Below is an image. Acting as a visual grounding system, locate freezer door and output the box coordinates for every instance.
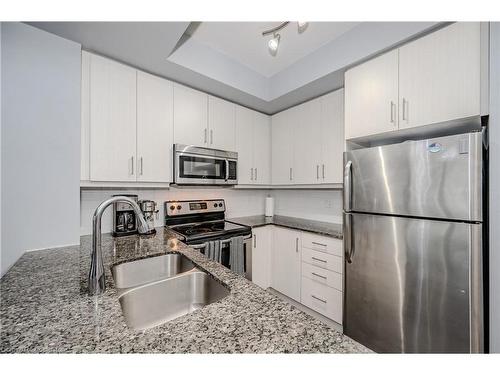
[343,213,483,353]
[343,132,482,221]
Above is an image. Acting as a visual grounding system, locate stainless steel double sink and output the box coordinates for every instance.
[111,253,230,330]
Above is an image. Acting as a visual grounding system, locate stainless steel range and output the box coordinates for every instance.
[164,199,252,279]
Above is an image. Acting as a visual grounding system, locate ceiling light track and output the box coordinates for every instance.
[262,21,309,56]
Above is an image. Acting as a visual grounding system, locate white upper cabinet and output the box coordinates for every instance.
[320,89,344,183]
[235,106,254,185]
[173,84,208,147]
[208,96,236,151]
[137,71,174,183]
[398,22,481,129]
[271,108,295,184]
[89,54,137,182]
[235,106,271,185]
[253,112,271,185]
[80,51,90,181]
[293,100,322,184]
[271,89,344,185]
[345,22,481,140]
[345,49,399,140]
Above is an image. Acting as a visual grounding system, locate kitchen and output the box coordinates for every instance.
[1,2,500,370]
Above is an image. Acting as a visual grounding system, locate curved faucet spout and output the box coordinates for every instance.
[88,196,150,296]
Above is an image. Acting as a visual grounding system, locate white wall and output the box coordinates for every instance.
[489,22,500,353]
[1,23,81,276]
[80,187,270,236]
[271,189,343,223]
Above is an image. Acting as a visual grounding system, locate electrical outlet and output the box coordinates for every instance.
[324,199,333,209]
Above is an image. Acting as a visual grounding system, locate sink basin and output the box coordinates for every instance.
[111,253,195,289]
[117,269,230,330]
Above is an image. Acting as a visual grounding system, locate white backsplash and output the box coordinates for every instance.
[80,187,270,236]
[271,189,343,224]
[80,187,344,236]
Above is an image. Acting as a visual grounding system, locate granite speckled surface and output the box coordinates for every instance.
[0,228,368,353]
[228,215,343,239]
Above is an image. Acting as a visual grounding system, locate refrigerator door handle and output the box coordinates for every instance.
[344,160,353,211]
[344,212,354,263]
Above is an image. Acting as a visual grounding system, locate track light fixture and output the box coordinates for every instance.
[262,22,309,56]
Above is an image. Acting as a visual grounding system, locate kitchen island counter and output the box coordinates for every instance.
[0,228,367,353]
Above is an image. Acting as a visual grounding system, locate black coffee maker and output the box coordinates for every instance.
[112,194,138,237]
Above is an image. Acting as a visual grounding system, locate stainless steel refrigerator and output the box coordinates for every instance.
[343,132,485,353]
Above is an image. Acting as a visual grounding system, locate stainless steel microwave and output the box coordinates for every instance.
[173,144,238,185]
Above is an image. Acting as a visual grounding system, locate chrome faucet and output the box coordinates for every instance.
[88,196,149,296]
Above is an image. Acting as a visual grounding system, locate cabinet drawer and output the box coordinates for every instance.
[301,232,342,256]
[301,277,343,323]
[302,248,343,274]
[301,262,342,291]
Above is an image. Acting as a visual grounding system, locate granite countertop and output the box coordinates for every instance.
[228,215,343,239]
[0,228,368,353]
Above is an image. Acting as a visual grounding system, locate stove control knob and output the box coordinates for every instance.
[214,203,218,208]
[169,205,175,211]
[218,203,223,207]
[177,205,182,210]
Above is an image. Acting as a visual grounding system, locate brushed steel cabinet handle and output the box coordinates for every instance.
[130,156,134,175]
[250,168,254,181]
[296,238,299,252]
[311,256,327,263]
[289,167,292,181]
[316,165,319,179]
[204,128,208,144]
[312,241,327,247]
[140,157,143,175]
[311,295,327,304]
[210,129,213,145]
[253,234,256,248]
[390,101,395,123]
[255,168,258,181]
[322,164,325,179]
[402,98,408,122]
[311,272,327,280]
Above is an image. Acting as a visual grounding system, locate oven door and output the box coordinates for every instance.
[174,147,237,185]
[190,235,252,279]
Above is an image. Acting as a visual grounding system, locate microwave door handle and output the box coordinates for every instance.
[225,159,229,181]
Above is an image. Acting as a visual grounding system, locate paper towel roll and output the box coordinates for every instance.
[265,196,274,217]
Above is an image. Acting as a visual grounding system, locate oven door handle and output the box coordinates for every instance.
[225,159,229,182]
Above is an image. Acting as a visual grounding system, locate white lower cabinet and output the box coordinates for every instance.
[259,225,343,323]
[251,226,273,289]
[271,226,301,301]
[301,277,343,324]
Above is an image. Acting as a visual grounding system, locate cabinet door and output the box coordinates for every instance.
[271,227,301,301]
[235,106,254,184]
[398,22,480,129]
[271,109,295,185]
[208,96,236,151]
[253,112,271,185]
[251,226,272,289]
[344,49,399,139]
[293,99,322,184]
[89,54,137,182]
[80,51,90,181]
[320,89,344,183]
[173,84,208,147]
[137,71,173,182]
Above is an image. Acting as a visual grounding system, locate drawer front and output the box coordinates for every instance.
[301,276,343,323]
[301,262,342,291]
[302,248,343,274]
[301,232,343,257]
